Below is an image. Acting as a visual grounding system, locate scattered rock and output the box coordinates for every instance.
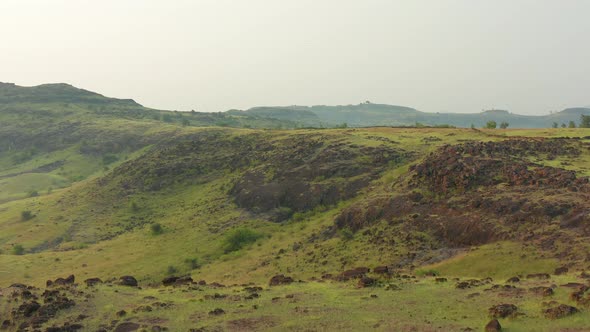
[373,266,389,274]
[488,304,518,318]
[337,267,370,281]
[544,304,578,319]
[118,276,138,287]
[529,286,554,297]
[506,276,520,283]
[84,278,103,287]
[45,323,84,331]
[357,277,376,288]
[526,273,550,280]
[484,319,501,332]
[113,322,140,332]
[208,308,225,316]
[269,274,294,286]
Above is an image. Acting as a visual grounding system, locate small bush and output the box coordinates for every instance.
[167,265,178,275]
[21,210,34,221]
[184,258,201,270]
[130,200,140,212]
[223,228,263,253]
[338,227,354,241]
[150,223,163,235]
[12,244,25,255]
[27,190,39,198]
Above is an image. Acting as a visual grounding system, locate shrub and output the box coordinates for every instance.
[338,227,354,241]
[167,265,178,275]
[223,228,263,253]
[102,154,119,165]
[27,190,39,198]
[184,258,201,270]
[499,121,509,129]
[485,121,497,129]
[150,223,163,235]
[130,200,140,212]
[12,244,25,255]
[21,210,34,221]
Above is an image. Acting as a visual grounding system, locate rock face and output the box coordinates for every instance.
[269,275,294,286]
[488,304,518,318]
[412,139,584,194]
[544,304,578,319]
[118,276,138,287]
[485,319,502,332]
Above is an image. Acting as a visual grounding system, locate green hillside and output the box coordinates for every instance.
[2,84,590,331]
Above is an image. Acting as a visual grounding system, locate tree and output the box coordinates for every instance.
[485,121,497,129]
[552,122,558,128]
[499,121,509,129]
[569,121,577,128]
[561,123,567,128]
[580,115,590,128]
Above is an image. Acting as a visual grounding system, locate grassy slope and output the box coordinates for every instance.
[3,127,590,286]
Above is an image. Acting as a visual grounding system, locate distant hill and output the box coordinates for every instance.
[236,103,590,128]
[0,82,140,106]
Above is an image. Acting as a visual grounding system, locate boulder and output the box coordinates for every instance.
[526,273,550,280]
[373,266,389,274]
[484,319,501,332]
[505,276,520,283]
[118,276,138,287]
[544,304,578,319]
[357,277,376,288]
[113,322,140,332]
[269,274,294,286]
[488,304,518,318]
[84,278,102,287]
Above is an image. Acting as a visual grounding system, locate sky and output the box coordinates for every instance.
[1,0,589,115]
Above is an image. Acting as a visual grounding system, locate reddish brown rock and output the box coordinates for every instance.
[488,304,518,318]
[269,274,294,286]
[544,304,578,319]
[484,319,501,332]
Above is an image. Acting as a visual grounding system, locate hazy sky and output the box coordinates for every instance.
[1,0,589,114]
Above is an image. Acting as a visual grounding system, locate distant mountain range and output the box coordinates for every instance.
[1,82,588,128]
[230,104,590,128]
